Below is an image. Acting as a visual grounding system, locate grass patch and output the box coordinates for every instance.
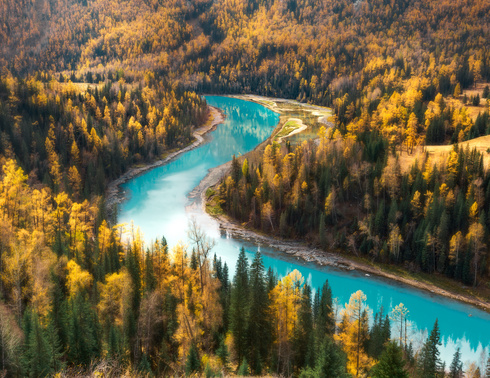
[205,188,224,216]
[276,119,301,138]
[206,199,223,216]
[205,188,215,199]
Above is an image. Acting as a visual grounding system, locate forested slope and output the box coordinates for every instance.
[0,0,490,375]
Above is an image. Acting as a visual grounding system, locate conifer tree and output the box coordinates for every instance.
[449,347,463,378]
[185,343,200,376]
[316,279,335,336]
[230,247,249,364]
[315,336,349,378]
[247,251,269,374]
[417,319,442,378]
[370,342,408,378]
[22,311,53,377]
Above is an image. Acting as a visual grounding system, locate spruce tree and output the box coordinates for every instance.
[315,335,349,377]
[237,357,249,376]
[68,294,100,366]
[449,347,463,378]
[293,283,314,371]
[247,251,269,374]
[185,343,200,376]
[370,342,408,378]
[368,308,390,359]
[417,319,442,378]
[22,312,53,377]
[230,247,249,363]
[316,279,334,336]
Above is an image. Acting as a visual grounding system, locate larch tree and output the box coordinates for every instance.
[335,290,373,377]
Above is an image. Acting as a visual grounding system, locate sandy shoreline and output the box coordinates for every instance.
[105,106,225,216]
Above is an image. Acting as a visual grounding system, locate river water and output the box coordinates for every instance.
[118,96,490,366]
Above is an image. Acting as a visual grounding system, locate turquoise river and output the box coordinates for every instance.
[119,96,490,366]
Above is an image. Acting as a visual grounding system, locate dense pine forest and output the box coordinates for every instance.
[1,0,490,375]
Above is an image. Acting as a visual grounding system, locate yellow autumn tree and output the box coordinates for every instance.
[66,260,93,298]
[270,269,304,375]
[335,290,373,377]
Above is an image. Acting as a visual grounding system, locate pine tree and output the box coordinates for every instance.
[370,342,408,378]
[230,247,249,363]
[293,283,314,370]
[216,337,229,370]
[315,336,349,377]
[368,308,390,359]
[45,319,65,373]
[417,319,442,378]
[185,343,200,376]
[247,252,269,374]
[237,357,250,376]
[449,347,463,378]
[22,311,53,377]
[316,279,334,336]
[67,294,101,365]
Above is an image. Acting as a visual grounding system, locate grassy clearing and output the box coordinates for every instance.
[275,119,303,139]
[397,134,490,174]
[205,188,224,215]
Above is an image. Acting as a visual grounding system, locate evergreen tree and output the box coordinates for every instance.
[216,337,229,370]
[417,319,442,378]
[315,336,349,377]
[230,247,250,363]
[316,279,334,336]
[67,294,101,365]
[22,311,54,377]
[370,342,408,378]
[185,343,200,376]
[449,347,463,378]
[237,357,250,376]
[368,308,390,359]
[45,319,65,373]
[247,251,269,374]
[293,283,314,370]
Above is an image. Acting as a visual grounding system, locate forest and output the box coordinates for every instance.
[0,0,490,375]
[0,159,484,376]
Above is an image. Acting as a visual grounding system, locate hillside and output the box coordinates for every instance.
[0,0,490,376]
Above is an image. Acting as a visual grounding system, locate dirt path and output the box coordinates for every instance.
[105,106,225,216]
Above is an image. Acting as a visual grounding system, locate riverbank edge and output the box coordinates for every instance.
[105,106,225,216]
[195,100,490,314]
[209,210,490,313]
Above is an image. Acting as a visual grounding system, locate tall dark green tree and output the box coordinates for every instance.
[305,335,349,378]
[370,342,408,378]
[67,294,101,365]
[417,319,442,378]
[367,308,390,359]
[315,279,335,336]
[22,311,54,377]
[247,251,270,374]
[230,247,250,364]
[449,347,463,378]
[293,283,315,371]
[185,343,200,376]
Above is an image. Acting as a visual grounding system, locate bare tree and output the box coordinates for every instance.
[187,218,216,291]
